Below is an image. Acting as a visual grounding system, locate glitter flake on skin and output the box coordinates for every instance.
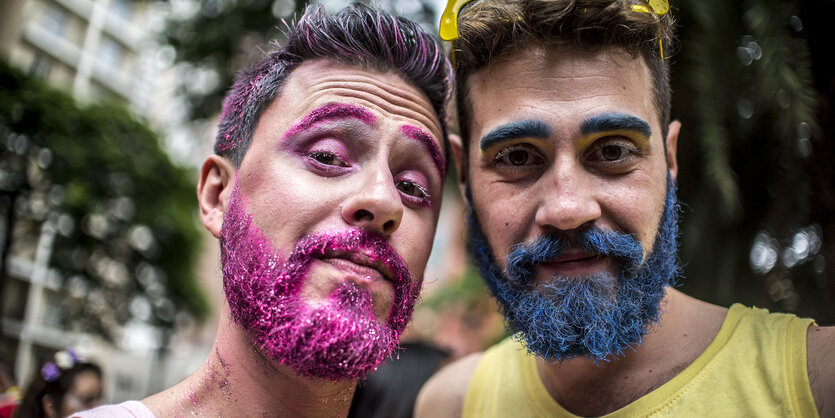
[220,176,422,380]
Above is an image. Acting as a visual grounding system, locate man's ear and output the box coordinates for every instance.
[198,155,236,238]
[449,133,469,204]
[665,120,681,180]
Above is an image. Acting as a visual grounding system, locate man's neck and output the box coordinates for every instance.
[534,288,727,416]
[144,309,357,418]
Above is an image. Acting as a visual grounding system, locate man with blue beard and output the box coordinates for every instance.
[417,0,834,416]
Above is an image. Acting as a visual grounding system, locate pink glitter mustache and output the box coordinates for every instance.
[220,179,422,380]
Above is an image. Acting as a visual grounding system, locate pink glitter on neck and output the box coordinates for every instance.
[400,125,445,177]
[219,175,421,380]
[187,390,198,407]
[281,103,376,141]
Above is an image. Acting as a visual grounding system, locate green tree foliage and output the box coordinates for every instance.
[163,0,307,121]
[672,0,834,324]
[162,0,438,122]
[0,61,209,338]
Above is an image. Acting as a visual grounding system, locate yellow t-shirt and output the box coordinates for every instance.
[463,304,818,417]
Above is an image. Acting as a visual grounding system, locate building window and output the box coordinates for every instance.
[98,36,124,71]
[40,4,69,37]
[109,0,133,20]
[1,277,29,321]
[29,53,52,80]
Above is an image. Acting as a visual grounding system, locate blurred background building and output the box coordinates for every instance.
[0,0,156,115]
[0,0,214,402]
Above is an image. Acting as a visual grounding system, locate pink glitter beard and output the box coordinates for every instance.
[220,178,422,380]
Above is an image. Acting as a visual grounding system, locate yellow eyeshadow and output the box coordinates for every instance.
[479,137,551,157]
[575,130,651,152]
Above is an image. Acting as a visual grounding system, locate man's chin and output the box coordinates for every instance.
[502,273,663,362]
[302,265,397,325]
[253,285,401,381]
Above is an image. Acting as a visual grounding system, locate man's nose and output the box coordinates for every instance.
[341,168,404,236]
[534,166,602,232]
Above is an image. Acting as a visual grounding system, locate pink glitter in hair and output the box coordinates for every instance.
[216,74,264,152]
[220,176,420,380]
[400,125,446,177]
[281,103,376,141]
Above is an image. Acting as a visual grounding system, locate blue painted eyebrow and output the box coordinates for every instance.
[580,113,652,137]
[480,119,553,150]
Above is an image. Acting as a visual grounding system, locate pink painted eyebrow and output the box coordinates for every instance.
[282,103,376,140]
[400,125,445,177]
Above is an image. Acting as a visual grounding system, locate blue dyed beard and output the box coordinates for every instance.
[467,177,680,362]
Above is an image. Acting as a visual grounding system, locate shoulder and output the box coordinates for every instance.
[660,289,727,351]
[414,352,484,418]
[70,401,156,418]
[806,324,835,417]
[141,384,188,418]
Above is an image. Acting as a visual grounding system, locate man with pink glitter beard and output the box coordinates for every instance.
[74,3,452,417]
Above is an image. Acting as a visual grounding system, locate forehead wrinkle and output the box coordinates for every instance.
[310,76,439,122]
[511,79,628,102]
[303,72,441,130]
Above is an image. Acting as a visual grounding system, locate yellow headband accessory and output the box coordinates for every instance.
[439,0,475,41]
[631,0,670,59]
[441,0,670,58]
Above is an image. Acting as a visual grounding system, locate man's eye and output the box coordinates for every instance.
[494,145,544,167]
[588,141,638,163]
[507,150,529,165]
[601,144,625,161]
[310,151,348,167]
[396,181,428,198]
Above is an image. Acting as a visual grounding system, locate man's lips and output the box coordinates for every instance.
[293,229,413,296]
[538,250,605,274]
[317,249,395,283]
[548,251,602,264]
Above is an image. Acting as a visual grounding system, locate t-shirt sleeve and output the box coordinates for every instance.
[71,400,156,418]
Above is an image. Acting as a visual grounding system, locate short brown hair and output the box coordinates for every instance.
[454,0,675,154]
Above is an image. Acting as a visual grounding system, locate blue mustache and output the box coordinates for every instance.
[505,228,645,285]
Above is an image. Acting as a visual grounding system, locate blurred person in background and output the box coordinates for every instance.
[15,348,102,418]
[348,341,450,418]
[75,3,451,417]
[0,360,20,418]
[417,0,834,416]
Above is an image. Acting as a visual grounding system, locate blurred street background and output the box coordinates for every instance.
[0,0,833,405]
